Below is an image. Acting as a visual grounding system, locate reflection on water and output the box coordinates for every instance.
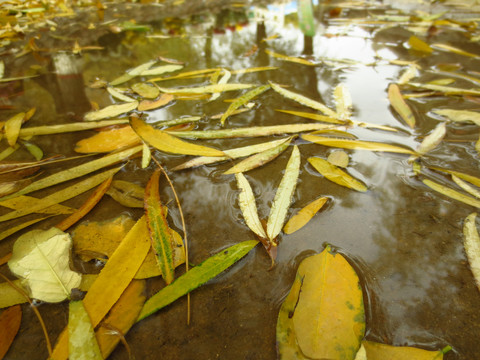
[1,0,480,358]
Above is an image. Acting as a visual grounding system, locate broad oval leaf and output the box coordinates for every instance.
[277,246,365,359]
[8,227,82,302]
[463,213,480,293]
[84,102,138,121]
[235,173,267,239]
[308,157,367,192]
[362,340,446,360]
[283,197,328,234]
[69,300,103,360]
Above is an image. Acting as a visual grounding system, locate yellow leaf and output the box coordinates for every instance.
[84,102,138,121]
[137,94,174,111]
[362,340,446,359]
[75,126,141,153]
[0,279,28,308]
[157,83,254,94]
[308,157,367,192]
[327,150,349,168]
[4,112,25,147]
[408,35,433,54]
[68,301,103,360]
[463,213,480,293]
[433,109,480,126]
[140,64,183,76]
[388,83,415,128]
[429,166,480,187]
[18,119,129,137]
[408,82,480,96]
[283,197,328,234]
[265,49,316,66]
[106,87,136,102]
[131,82,160,99]
[275,109,345,124]
[106,180,144,208]
[130,116,224,157]
[432,43,480,58]
[423,179,480,208]
[333,83,352,120]
[410,122,446,162]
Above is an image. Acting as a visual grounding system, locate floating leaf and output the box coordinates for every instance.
[0,305,22,359]
[423,179,480,208]
[283,197,328,234]
[68,301,103,360]
[140,64,183,76]
[137,240,258,321]
[0,280,28,309]
[22,141,43,160]
[4,112,25,147]
[409,82,480,96]
[224,137,292,174]
[432,109,480,126]
[106,180,144,208]
[149,68,221,82]
[137,94,174,111]
[275,109,345,124]
[145,170,175,284]
[463,213,480,293]
[361,340,446,359]
[75,126,141,153]
[18,119,129,137]
[302,134,414,154]
[431,43,480,58]
[388,83,415,128]
[235,173,267,240]
[267,145,301,241]
[131,82,160,99]
[209,69,231,102]
[398,64,420,85]
[0,217,50,244]
[277,246,365,359]
[269,82,337,117]
[265,49,316,66]
[429,167,480,187]
[333,83,352,120]
[106,87,136,102]
[410,122,446,161]
[452,175,480,199]
[84,102,138,121]
[408,35,433,54]
[131,116,223,157]
[308,157,367,192]
[0,195,74,215]
[327,150,349,168]
[220,84,270,125]
[8,227,82,302]
[427,78,455,86]
[110,60,156,85]
[157,83,254,94]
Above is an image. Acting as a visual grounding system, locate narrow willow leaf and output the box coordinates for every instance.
[22,141,43,160]
[137,94,174,111]
[0,145,18,161]
[131,82,160,99]
[308,157,367,192]
[18,119,129,137]
[127,60,157,76]
[0,217,50,243]
[0,145,142,201]
[130,116,223,156]
[106,87,136,102]
[209,69,231,102]
[409,82,480,96]
[68,301,103,360]
[0,280,27,309]
[0,195,74,215]
[431,43,480,58]
[84,102,138,121]
[145,170,175,284]
[269,82,337,117]
[429,166,480,187]
[157,83,254,94]
[411,122,446,160]
[235,173,267,239]
[327,150,349,168]
[0,305,21,359]
[141,143,151,168]
[0,167,119,223]
[8,227,82,302]
[5,112,25,147]
[388,83,415,128]
[423,179,480,208]
[51,216,151,360]
[265,49,316,66]
[224,137,292,174]
[432,109,480,126]
[302,134,414,154]
[153,116,201,128]
[452,175,480,199]
[75,126,141,153]
[362,340,446,360]
[172,138,292,171]
[283,197,328,234]
[398,64,420,85]
[275,109,345,124]
[408,35,433,53]
[220,84,270,125]
[463,213,480,292]
[428,78,455,86]
[333,84,352,120]
[168,123,339,139]
[106,180,144,208]
[277,246,365,359]
[266,146,301,241]
[149,68,221,82]
[0,60,3,79]
[140,64,183,76]
[137,240,258,321]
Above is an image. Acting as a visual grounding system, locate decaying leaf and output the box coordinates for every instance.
[84,102,138,121]
[106,180,144,208]
[308,157,367,192]
[283,197,328,234]
[0,305,22,359]
[361,340,447,359]
[423,179,480,208]
[277,246,365,359]
[220,84,270,125]
[463,213,480,293]
[266,145,301,242]
[68,300,103,360]
[388,83,416,128]
[8,227,82,302]
[75,126,141,153]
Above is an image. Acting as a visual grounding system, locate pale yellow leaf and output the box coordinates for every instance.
[463,213,480,293]
[408,35,433,53]
[423,179,480,208]
[410,122,446,161]
[106,87,136,102]
[140,64,183,76]
[327,150,349,168]
[452,175,480,199]
[265,49,316,66]
[432,43,480,58]
[388,83,415,128]
[69,300,103,360]
[157,83,254,94]
[131,82,160,99]
[433,109,480,126]
[333,83,352,120]
[235,173,267,239]
[18,119,129,137]
[362,340,446,360]
[275,109,345,124]
[84,102,138,121]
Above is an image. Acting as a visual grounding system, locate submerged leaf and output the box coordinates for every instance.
[275,109,345,124]
[362,340,446,360]
[220,84,270,125]
[75,126,141,153]
[283,197,328,234]
[8,227,82,302]
[137,94,174,111]
[265,49,316,66]
[327,150,349,168]
[388,83,416,128]
[106,180,144,208]
[0,305,22,359]
[84,102,138,121]
[131,82,160,99]
[308,157,367,192]
[18,119,129,137]
[106,87,136,102]
[68,301,103,360]
[277,246,365,359]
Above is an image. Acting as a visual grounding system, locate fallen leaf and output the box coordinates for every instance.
[0,217,50,244]
[137,94,174,111]
[408,82,480,96]
[84,102,138,121]
[4,112,25,147]
[8,227,82,302]
[106,87,136,102]
[68,300,102,360]
[432,109,480,126]
[452,175,480,199]
[463,213,480,293]
[408,35,433,54]
[388,83,416,128]
[283,197,328,234]
[327,150,349,168]
[0,305,22,359]
[276,246,365,359]
[429,166,480,187]
[22,141,43,161]
[275,109,345,124]
[220,84,270,125]
[423,179,480,208]
[0,280,28,309]
[106,180,144,208]
[432,43,480,58]
[131,82,160,99]
[308,157,367,192]
[410,122,446,161]
[362,340,447,359]
[140,64,183,76]
[157,83,254,94]
[398,64,420,85]
[18,119,129,137]
[75,126,141,153]
[265,49,316,66]
[333,83,352,120]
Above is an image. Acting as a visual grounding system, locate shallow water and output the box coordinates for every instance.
[1,0,480,359]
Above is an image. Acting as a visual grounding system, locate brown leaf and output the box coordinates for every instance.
[0,305,22,359]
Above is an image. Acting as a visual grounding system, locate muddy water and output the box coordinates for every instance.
[1,0,480,359]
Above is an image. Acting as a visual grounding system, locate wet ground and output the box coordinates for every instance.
[2,0,480,359]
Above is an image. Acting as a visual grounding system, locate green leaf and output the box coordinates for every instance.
[131,82,160,99]
[220,84,271,125]
[463,213,480,293]
[388,83,415,128]
[68,301,103,360]
[235,173,267,239]
[308,157,367,192]
[266,145,301,241]
[84,102,138,121]
[8,227,82,302]
[137,240,258,321]
[145,170,175,284]
[277,246,365,359]
[361,340,446,359]
[5,112,25,147]
[22,141,43,161]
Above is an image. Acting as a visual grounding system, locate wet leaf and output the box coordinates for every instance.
[141,64,183,76]
[131,116,223,156]
[0,217,50,244]
[327,150,349,168]
[408,35,433,54]
[137,94,174,111]
[333,83,352,120]
[110,60,156,85]
[429,167,480,187]
[75,126,141,153]
[427,78,455,86]
[411,122,446,161]
[275,109,345,124]
[68,300,102,360]
[302,134,414,154]
[145,170,175,284]
[0,146,18,161]
[361,340,446,359]
[269,82,337,117]
[409,82,480,96]
[235,173,267,240]
[308,157,367,192]
[131,82,160,99]
[137,240,258,321]
[431,43,480,58]
[276,246,365,359]
[0,305,21,359]
[209,69,231,102]
[84,102,138,121]
[398,64,420,85]
[0,280,28,309]
[283,197,328,234]
[265,49,316,66]
[157,83,254,94]
[22,141,43,160]
[423,179,480,208]
[463,213,480,293]
[354,343,367,360]
[106,87,136,102]
[106,180,144,208]
[388,83,415,128]
[432,109,480,126]
[0,195,74,215]
[220,84,270,125]
[267,145,301,241]
[4,112,25,147]
[8,227,82,302]
[141,143,151,168]
[224,137,292,174]
[18,119,129,137]
[452,175,480,199]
